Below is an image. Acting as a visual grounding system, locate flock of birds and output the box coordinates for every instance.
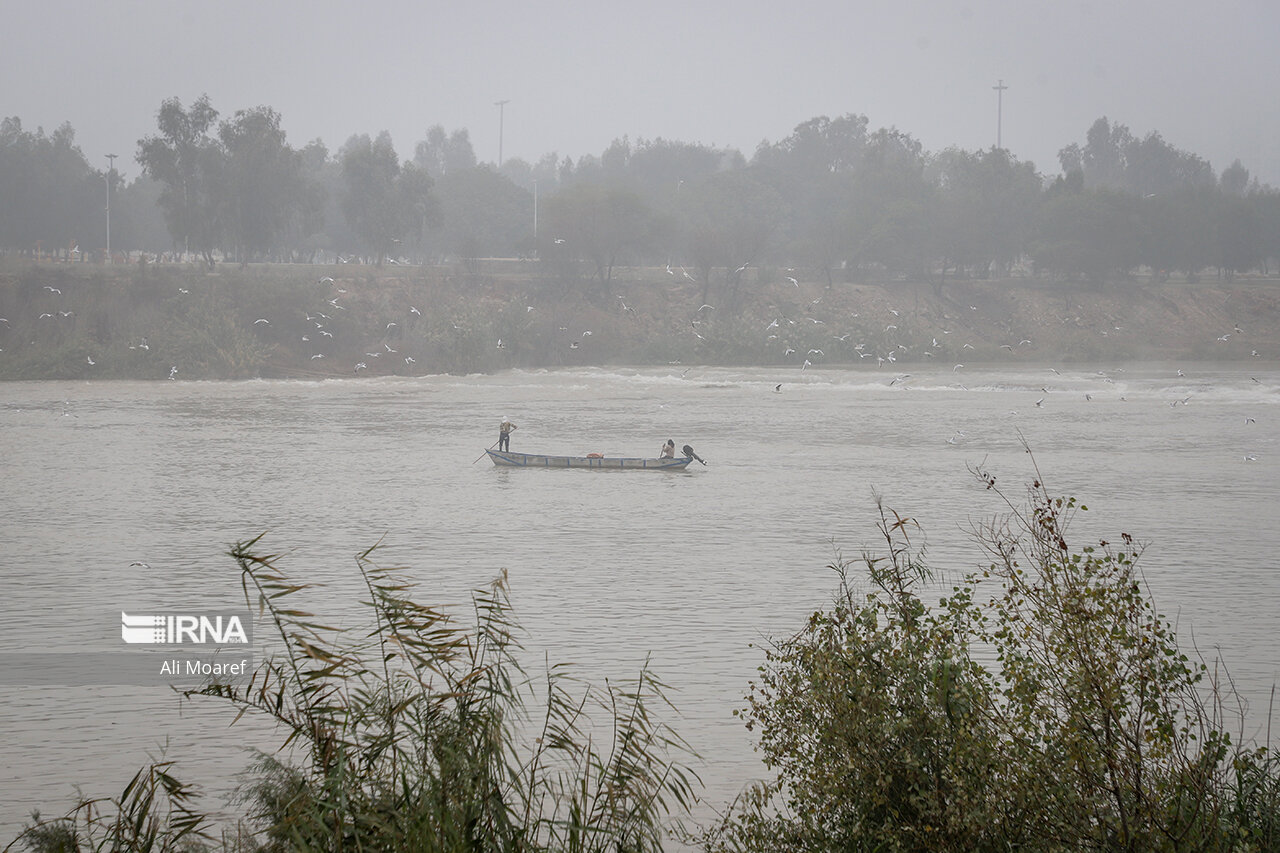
[10,268,1268,465]
[669,270,1266,461]
[8,273,1270,457]
[15,274,621,377]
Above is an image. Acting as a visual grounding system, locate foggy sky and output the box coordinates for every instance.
[6,0,1279,186]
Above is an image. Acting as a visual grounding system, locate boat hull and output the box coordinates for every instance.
[486,450,692,471]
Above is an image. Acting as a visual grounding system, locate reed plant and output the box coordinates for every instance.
[11,537,699,853]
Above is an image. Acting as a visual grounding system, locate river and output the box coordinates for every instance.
[1,363,1277,840]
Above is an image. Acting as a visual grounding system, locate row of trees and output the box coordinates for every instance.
[3,102,1279,289]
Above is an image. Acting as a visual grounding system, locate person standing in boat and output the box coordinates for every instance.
[660,439,675,458]
[498,417,517,451]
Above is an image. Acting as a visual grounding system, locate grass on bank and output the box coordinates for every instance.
[5,259,1279,379]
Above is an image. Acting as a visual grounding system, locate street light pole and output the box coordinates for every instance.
[105,153,118,262]
[992,79,1008,150]
[494,99,510,168]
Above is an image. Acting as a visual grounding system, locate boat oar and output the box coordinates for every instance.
[473,440,500,464]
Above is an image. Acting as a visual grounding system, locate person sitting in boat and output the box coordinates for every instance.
[498,417,517,451]
[660,439,675,458]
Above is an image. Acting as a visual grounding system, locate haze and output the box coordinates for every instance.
[5,0,1279,184]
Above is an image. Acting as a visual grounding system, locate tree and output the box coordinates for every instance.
[217,106,314,264]
[137,95,224,266]
[1221,159,1251,197]
[432,166,531,260]
[627,138,736,208]
[1216,195,1262,279]
[858,128,933,280]
[1125,130,1214,197]
[931,147,1043,287]
[1138,189,1216,281]
[1059,117,1214,197]
[1030,187,1141,283]
[541,183,659,291]
[396,160,441,262]
[413,124,476,177]
[1255,190,1280,274]
[282,139,331,262]
[1059,116,1131,191]
[339,131,437,265]
[753,115,872,285]
[0,118,100,255]
[108,172,170,252]
[680,169,783,307]
[753,114,872,183]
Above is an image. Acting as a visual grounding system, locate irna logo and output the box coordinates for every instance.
[121,611,249,645]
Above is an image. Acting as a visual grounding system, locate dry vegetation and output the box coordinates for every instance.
[1,258,1277,380]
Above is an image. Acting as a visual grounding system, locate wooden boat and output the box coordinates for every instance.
[486,449,692,471]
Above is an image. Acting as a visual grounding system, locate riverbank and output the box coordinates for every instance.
[1,259,1276,379]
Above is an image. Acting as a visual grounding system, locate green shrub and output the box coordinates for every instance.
[699,454,1280,852]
